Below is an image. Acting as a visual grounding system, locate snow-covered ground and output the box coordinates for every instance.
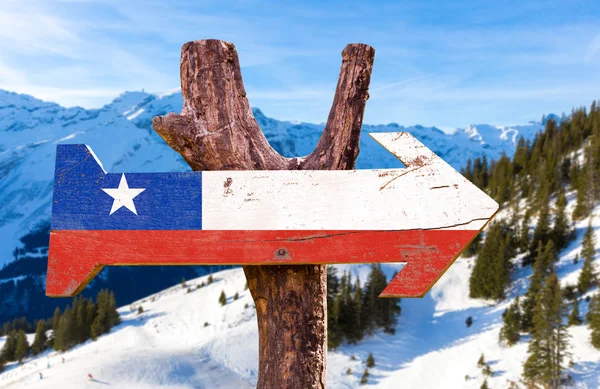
[1,203,598,389]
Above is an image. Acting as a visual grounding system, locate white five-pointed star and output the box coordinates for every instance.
[102,174,145,215]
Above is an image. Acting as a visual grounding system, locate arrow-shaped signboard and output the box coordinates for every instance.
[46,132,498,298]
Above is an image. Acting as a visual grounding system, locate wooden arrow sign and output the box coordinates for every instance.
[46,132,498,298]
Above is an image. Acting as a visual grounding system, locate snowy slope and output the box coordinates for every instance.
[1,198,598,389]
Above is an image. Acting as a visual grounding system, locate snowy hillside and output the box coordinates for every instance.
[1,197,598,389]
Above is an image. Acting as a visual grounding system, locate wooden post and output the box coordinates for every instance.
[152,39,375,389]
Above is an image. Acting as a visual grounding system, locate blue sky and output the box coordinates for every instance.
[1,0,599,130]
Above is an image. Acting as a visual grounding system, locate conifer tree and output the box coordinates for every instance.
[528,200,552,264]
[327,266,340,305]
[74,296,90,343]
[573,145,596,220]
[219,290,227,306]
[55,306,75,351]
[586,293,600,349]
[338,272,357,343]
[360,368,369,384]
[366,352,375,368]
[349,277,364,343]
[108,291,121,327]
[567,299,582,326]
[519,211,531,253]
[523,273,570,389]
[552,187,571,250]
[521,241,556,333]
[0,331,16,362]
[362,264,400,334]
[85,300,97,337]
[52,307,61,330]
[480,379,490,389]
[477,353,485,368]
[1,322,11,337]
[578,222,597,294]
[91,290,109,340]
[14,330,29,364]
[31,320,48,355]
[469,223,511,300]
[329,293,343,349]
[327,266,343,349]
[500,295,521,346]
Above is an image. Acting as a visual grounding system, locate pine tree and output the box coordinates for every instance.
[500,295,521,346]
[523,273,570,389]
[521,241,556,333]
[573,145,596,220]
[31,320,48,355]
[469,223,511,300]
[91,290,109,340]
[52,307,61,330]
[55,307,75,351]
[108,291,121,327]
[519,211,531,253]
[578,222,597,294]
[207,274,214,285]
[14,330,29,364]
[587,293,600,349]
[366,352,375,368]
[360,368,369,384]
[482,364,493,376]
[477,353,485,368]
[0,331,17,362]
[329,293,343,349]
[568,299,582,326]
[528,200,552,264]
[327,266,343,349]
[361,264,400,334]
[219,290,227,306]
[480,379,490,389]
[85,300,97,339]
[551,187,571,250]
[346,276,364,343]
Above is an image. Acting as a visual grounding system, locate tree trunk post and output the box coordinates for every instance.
[152,39,375,389]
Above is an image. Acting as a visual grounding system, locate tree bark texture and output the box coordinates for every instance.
[152,39,374,389]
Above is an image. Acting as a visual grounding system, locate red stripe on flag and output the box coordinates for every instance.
[47,229,478,298]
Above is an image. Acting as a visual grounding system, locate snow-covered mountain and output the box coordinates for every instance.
[0,88,548,323]
[0,198,598,389]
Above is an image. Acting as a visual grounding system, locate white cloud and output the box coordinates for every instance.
[0,7,80,57]
[585,34,600,63]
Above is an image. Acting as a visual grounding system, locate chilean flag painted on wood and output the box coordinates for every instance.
[47,132,499,298]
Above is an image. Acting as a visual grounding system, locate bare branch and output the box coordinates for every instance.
[301,43,375,170]
[152,39,288,171]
